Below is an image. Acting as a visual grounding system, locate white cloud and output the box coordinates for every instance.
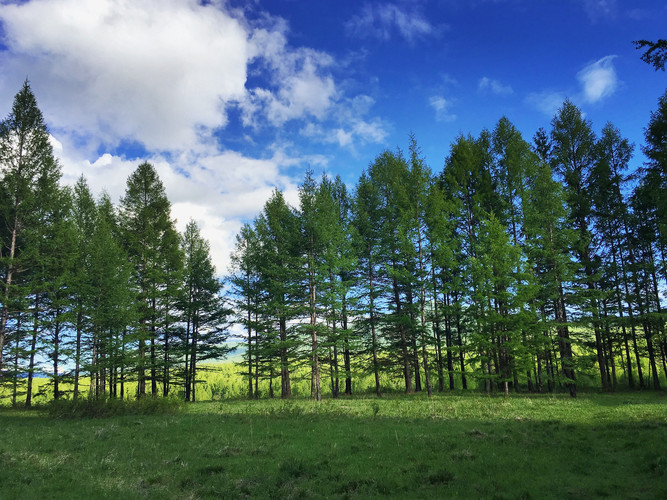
[346,3,436,42]
[300,117,388,149]
[526,91,567,116]
[298,93,389,148]
[0,0,249,151]
[526,55,617,116]
[429,96,456,122]
[0,0,389,274]
[478,77,513,96]
[577,55,618,104]
[582,0,617,22]
[55,138,308,274]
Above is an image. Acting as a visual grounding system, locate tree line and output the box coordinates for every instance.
[1,81,665,404]
[0,81,230,405]
[229,95,666,400]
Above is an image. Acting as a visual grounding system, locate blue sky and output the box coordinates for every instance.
[0,0,665,272]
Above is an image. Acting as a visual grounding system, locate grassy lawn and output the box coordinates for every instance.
[1,392,665,499]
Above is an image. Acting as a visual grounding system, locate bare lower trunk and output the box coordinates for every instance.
[280,316,291,398]
[26,296,39,408]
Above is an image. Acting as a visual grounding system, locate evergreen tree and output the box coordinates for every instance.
[70,176,97,398]
[352,172,386,396]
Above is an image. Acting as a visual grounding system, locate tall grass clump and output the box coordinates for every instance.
[46,395,184,419]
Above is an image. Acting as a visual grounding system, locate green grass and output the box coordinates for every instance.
[1,392,665,499]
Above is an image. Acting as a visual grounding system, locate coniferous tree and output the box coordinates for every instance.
[590,124,638,388]
[316,175,357,398]
[255,190,301,398]
[298,170,324,400]
[119,162,181,397]
[550,100,605,392]
[0,81,61,378]
[352,172,386,396]
[180,220,229,402]
[86,194,135,397]
[70,176,97,398]
[229,222,265,398]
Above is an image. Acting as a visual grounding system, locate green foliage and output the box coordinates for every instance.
[2,81,666,410]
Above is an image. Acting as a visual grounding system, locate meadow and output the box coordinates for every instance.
[1,391,665,499]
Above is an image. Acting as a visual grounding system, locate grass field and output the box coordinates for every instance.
[1,391,665,499]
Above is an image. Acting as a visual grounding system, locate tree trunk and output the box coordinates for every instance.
[0,204,20,374]
[393,279,412,393]
[74,307,83,399]
[342,289,352,396]
[279,315,291,398]
[25,295,39,408]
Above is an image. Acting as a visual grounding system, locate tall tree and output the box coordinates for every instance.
[353,172,386,396]
[229,223,264,399]
[527,134,578,396]
[255,190,301,398]
[550,100,606,392]
[298,170,324,401]
[181,220,229,402]
[0,80,61,376]
[119,162,180,397]
[70,176,97,399]
[87,194,135,398]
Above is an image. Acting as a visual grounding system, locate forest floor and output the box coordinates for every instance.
[0,391,665,499]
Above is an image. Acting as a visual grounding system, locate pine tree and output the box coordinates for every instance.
[590,123,637,389]
[298,170,324,400]
[352,172,386,396]
[524,146,577,396]
[70,176,97,398]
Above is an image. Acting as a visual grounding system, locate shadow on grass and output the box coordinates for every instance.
[1,395,665,499]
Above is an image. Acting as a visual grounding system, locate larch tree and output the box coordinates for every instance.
[119,162,181,398]
[181,220,229,402]
[550,100,607,392]
[0,80,61,378]
[255,190,301,398]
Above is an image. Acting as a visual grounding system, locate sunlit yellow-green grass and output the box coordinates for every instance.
[2,354,663,407]
[1,390,666,499]
[0,362,411,405]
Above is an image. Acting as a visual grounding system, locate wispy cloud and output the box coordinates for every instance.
[526,55,617,116]
[346,3,437,43]
[478,77,513,96]
[429,96,456,122]
[526,91,568,117]
[577,55,618,104]
[582,0,618,22]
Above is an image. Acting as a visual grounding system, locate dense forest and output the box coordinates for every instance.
[0,81,665,405]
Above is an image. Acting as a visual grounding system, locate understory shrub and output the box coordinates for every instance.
[46,395,183,419]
